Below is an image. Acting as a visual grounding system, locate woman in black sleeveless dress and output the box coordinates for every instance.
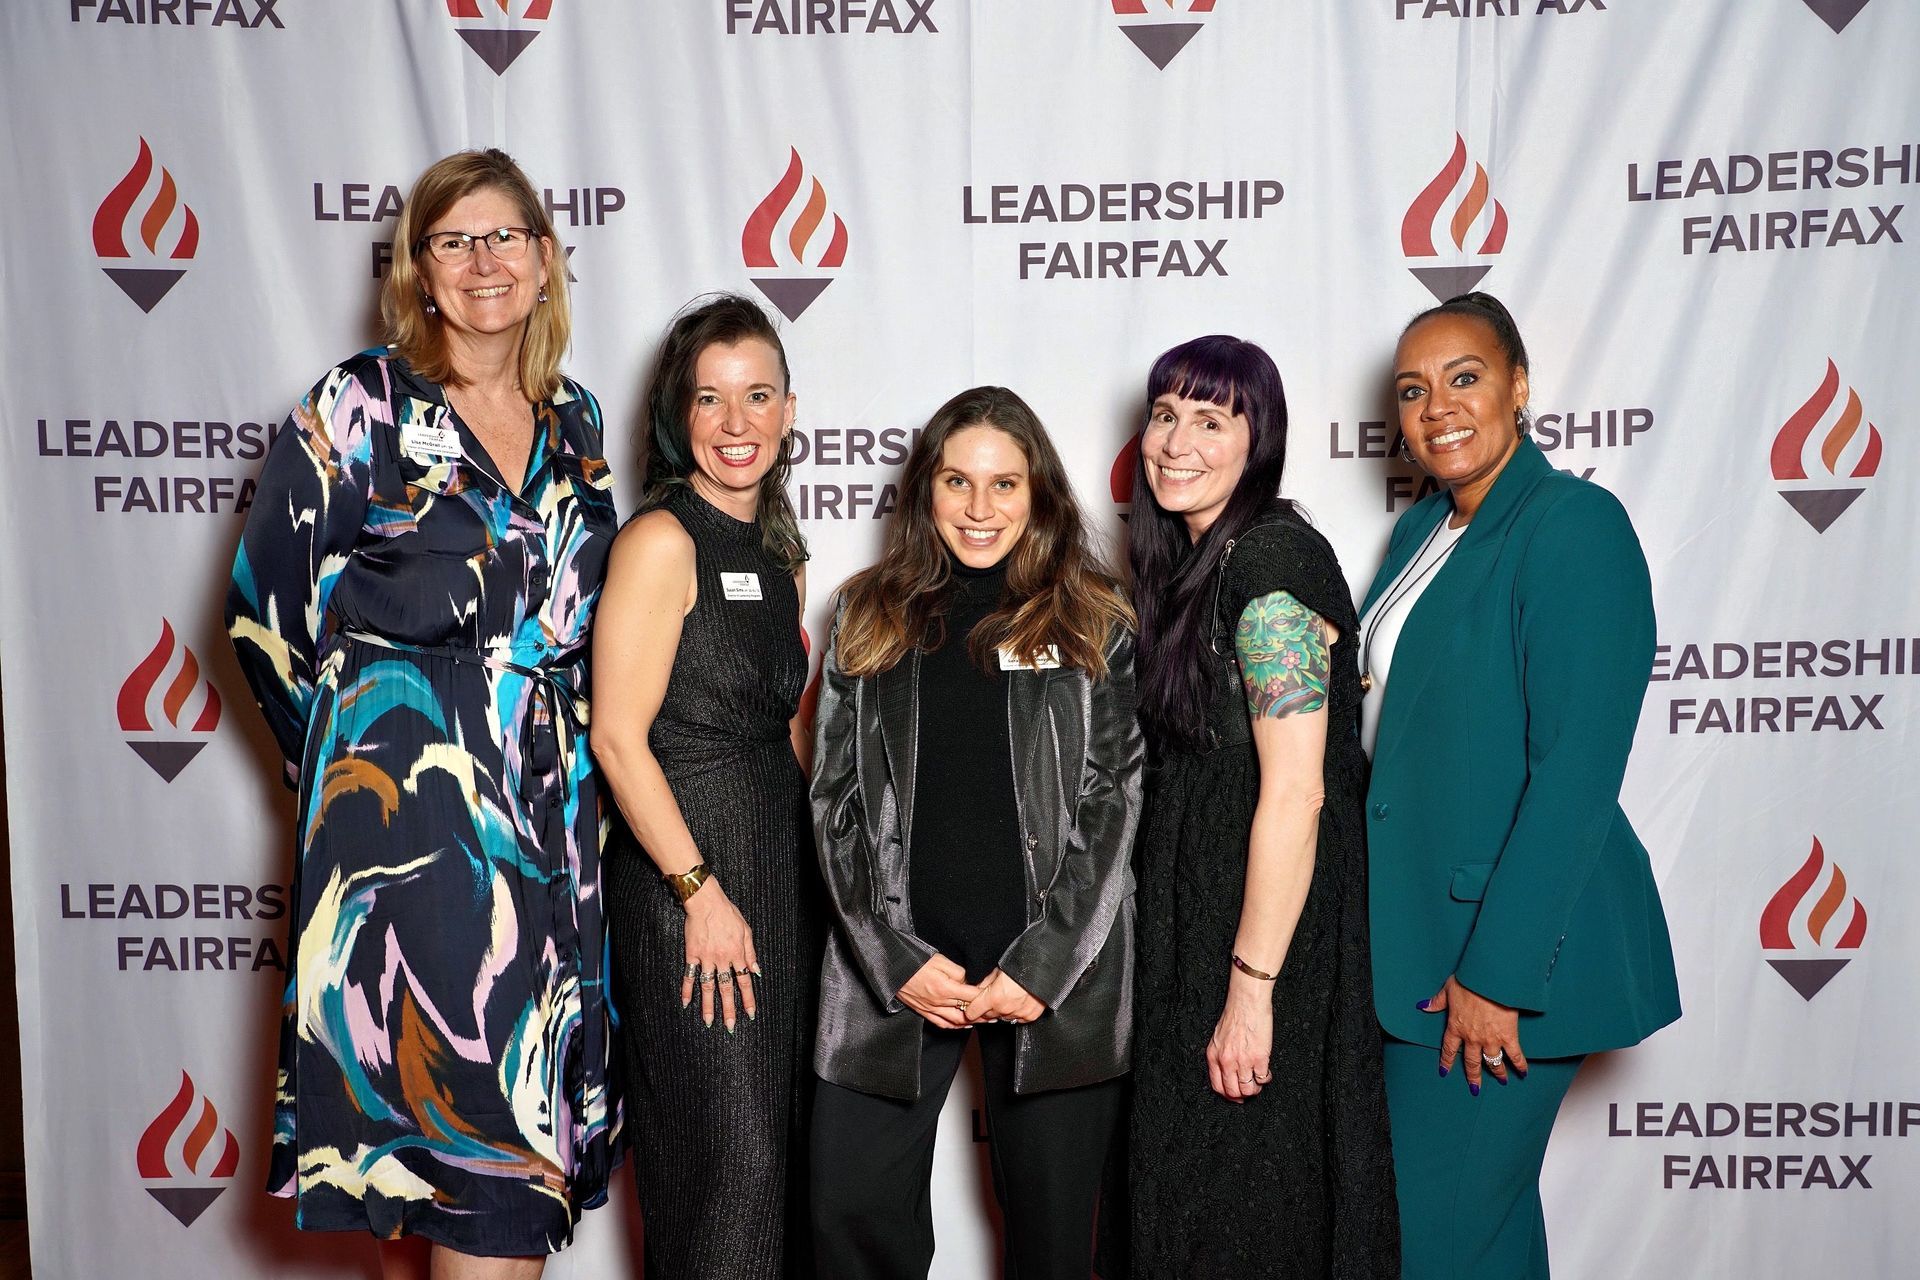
[1124,336,1399,1277]
[593,295,819,1278]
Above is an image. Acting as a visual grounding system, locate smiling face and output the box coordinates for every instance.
[417,187,551,352]
[1394,313,1530,517]
[684,337,795,519]
[932,424,1032,569]
[1141,392,1252,540]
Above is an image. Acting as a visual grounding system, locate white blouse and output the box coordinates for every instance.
[1358,515,1468,759]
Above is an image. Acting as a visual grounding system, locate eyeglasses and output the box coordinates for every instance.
[416,226,536,265]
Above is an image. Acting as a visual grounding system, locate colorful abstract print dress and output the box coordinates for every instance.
[227,351,621,1255]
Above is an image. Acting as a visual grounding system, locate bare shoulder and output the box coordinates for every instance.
[608,509,696,599]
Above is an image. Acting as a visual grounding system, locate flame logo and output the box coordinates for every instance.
[1111,437,1140,504]
[92,139,199,262]
[1759,837,1868,952]
[1771,360,1882,482]
[118,620,221,735]
[446,0,551,19]
[1402,135,1508,259]
[1112,0,1217,12]
[743,149,850,272]
[137,1072,241,1181]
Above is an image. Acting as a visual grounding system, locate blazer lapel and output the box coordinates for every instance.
[875,651,921,848]
[1372,440,1553,772]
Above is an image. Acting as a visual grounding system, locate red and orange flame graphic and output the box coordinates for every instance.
[92,139,199,262]
[742,149,850,272]
[1401,134,1508,259]
[1759,837,1868,952]
[117,620,221,735]
[1770,360,1883,482]
[446,0,552,18]
[1112,0,1218,13]
[137,1072,241,1181]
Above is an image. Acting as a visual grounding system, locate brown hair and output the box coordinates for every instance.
[380,148,570,401]
[836,386,1132,680]
[642,293,807,573]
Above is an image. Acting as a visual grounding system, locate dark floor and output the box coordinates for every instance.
[0,1220,26,1279]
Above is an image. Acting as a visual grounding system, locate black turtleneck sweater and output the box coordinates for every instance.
[909,556,1028,985]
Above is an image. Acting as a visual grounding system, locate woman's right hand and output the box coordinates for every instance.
[897,955,982,1030]
[681,879,759,1032]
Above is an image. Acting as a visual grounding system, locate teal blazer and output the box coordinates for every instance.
[1362,439,1680,1058]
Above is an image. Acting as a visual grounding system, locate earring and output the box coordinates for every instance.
[1397,437,1412,461]
[537,286,549,304]
[422,296,437,316]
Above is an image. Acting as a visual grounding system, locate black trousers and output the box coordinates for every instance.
[811,1023,1123,1279]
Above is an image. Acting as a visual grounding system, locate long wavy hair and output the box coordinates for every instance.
[1128,335,1295,750]
[836,386,1132,680]
[381,148,571,401]
[641,293,807,572]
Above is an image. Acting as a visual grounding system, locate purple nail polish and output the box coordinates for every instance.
[1495,1073,1508,1086]
[1415,999,1431,1012]
[1438,1064,1449,1078]
[1515,1068,1528,1080]
[1469,1082,1480,1097]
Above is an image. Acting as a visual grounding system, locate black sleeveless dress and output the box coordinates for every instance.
[1128,510,1400,1278]
[606,487,819,1278]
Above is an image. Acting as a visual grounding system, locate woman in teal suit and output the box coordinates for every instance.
[1359,293,1680,1278]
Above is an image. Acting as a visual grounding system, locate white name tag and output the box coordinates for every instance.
[400,423,462,460]
[720,572,763,601]
[997,645,1061,671]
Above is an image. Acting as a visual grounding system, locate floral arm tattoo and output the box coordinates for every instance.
[1235,590,1331,718]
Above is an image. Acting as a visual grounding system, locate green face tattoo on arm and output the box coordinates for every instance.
[1235,590,1331,719]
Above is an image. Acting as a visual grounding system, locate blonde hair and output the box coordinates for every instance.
[380,148,570,401]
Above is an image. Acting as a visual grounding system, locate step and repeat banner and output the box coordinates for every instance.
[2,2,1915,1276]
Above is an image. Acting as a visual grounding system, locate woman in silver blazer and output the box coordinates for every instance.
[808,386,1144,1279]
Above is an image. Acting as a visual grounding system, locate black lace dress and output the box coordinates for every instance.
[1128,511,1400,1278]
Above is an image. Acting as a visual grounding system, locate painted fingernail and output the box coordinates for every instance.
[1415,999,1431,1011]
[1496,1073,1508,1086]
[726,1024,736,1036]
[1438,1064,1449,1078]
[747,1009,757,1021]
[1515,1067,1528,1080]
[1469,1082,1481,1097]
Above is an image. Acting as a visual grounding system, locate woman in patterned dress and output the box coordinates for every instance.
[227,149,620,1278]
[594,294,821,1278]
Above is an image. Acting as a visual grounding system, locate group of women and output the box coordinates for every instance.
[227,148,1680,1280]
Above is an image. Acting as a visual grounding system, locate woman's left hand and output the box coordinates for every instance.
[962,968,1045,1025]
[1207,972,1274,1103]
[1423,974,1527,1091]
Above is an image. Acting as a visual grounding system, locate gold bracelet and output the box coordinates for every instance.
[1231,954,1277,981]
[662,863,711,905]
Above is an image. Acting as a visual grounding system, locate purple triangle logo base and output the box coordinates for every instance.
[1766,957,1851,1001]
[1408,265,1492,303]
[1121,23,1203,69]
[1778,487,1864,533]
[1802,0,1871,33]
[147,1185,225,1228]
[750,277,834,322]
[127,740,207,783]
[458,29,541,75]
[103,267,186,313]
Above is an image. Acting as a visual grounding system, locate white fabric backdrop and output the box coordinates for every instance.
[2,2,1915,1275]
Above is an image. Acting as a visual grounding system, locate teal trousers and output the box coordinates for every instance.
[1383,1039,1584,1279]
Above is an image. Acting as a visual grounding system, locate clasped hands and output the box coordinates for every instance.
[897,955,1043,1030]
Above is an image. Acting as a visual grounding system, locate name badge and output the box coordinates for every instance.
[400,423,462,460]
[720,572,763,601]
[997,645,1061,671]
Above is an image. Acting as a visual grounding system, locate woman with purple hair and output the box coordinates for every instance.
[1124,336,1399,1276]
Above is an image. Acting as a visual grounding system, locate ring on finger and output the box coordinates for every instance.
[684,961,699,980]
[702,970,719,985]
[1483,1048,1505,1066]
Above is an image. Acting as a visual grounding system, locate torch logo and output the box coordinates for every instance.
[93,138,200,313]
[1759,836,1868,1001]
[1771,360,1882,533]
[138,1072,241,1227]
[447,0,551,75]
[1802,0,1871,32]
[1111,0,1218,69]
[1401,134,1509,303]
[118,619,222,782]
[742,148,850,322]
[1111,436,1140,520]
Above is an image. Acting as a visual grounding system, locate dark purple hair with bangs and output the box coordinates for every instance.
[1128,334,1295,751]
